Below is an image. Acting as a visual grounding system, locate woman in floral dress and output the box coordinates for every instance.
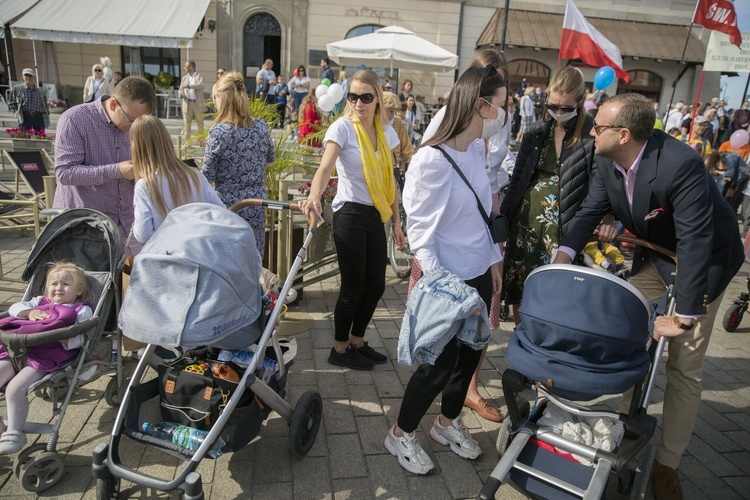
[202,71,275,258]
[500,67,595,323]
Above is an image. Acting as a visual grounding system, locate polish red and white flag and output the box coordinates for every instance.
[559,0,630,83]
[692,0,742,48]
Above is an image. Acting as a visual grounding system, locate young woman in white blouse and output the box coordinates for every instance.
[299,69,404,370]
[384,65,506,474]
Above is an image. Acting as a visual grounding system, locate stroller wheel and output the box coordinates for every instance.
[495,419,512,456]
[104,376,128,407]
[723,304,745,332]
[18,451,64,493]
[289,390,323,457]
[96,474,121,500]
[13,443,47,478]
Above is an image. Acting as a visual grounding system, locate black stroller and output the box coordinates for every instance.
[92,200,323,499]
[480,238,678,500]
[0,209,123,493]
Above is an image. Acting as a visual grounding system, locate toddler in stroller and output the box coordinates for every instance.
[0,262,93,454]
[0,208,123,493]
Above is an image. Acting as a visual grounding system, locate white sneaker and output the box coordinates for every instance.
[384,425,435,475]
[429,416,482,459]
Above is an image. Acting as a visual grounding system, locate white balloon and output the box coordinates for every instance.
[327,83,344,102]
[315,84,328,99]
[318,94,335,112]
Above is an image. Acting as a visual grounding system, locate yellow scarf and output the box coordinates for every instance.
[352,118,395,222]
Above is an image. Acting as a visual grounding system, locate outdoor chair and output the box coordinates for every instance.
[0,189,41,237]
[167,88,182,119]
[2,149,55,210]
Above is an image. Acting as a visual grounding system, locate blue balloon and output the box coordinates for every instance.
[594,66,616,90]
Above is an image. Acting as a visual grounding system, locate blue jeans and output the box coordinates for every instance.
[22,113,45,132]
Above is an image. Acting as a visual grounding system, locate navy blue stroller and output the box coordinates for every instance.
[480,237,678,500]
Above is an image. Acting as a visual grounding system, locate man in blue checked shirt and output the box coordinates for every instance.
[8,68,49,132]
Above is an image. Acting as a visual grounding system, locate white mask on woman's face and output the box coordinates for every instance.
[480,99,507,138]
[548,108,578,123]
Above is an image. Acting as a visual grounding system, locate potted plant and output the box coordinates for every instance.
[47,98,66,114]
[154,71,175,91]
[5,127,55,150]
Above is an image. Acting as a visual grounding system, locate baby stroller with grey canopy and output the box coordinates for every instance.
[479,237,678,500]
[92,201,323,499]
[0,208,123,493]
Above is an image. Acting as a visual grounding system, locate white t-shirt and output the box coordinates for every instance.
[132,173,225,244]
[323,118,399,212]
[289,76,311,94]
[403,142,503,281]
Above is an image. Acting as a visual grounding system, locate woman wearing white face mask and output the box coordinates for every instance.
[384,65,506,475]
[414,50,512,424]
[500,67,596,324]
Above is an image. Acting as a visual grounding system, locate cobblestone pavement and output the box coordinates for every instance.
[0,225,748,499]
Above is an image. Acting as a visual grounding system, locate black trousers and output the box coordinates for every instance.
[397,268,493,433]
[332,202,387,343]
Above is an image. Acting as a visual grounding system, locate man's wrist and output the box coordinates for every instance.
[672,316,694,331]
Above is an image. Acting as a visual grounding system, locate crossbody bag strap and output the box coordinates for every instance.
[432,145,491,224]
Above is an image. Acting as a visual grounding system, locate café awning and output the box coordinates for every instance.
[477,8,706,64]
[11,0,210,48]
[0,0,39,37]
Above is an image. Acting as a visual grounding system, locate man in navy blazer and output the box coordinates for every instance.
[554,93,744,500]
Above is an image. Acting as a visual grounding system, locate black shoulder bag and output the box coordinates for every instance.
[432,145,508,244]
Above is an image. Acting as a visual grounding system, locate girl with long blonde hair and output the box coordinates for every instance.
[130,115,224,245]
[202,71,275,258]
[299,69,403,370]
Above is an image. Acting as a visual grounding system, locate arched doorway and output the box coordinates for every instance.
[508,59,551,93]
[616,70,663,102]
[243,13,281,91]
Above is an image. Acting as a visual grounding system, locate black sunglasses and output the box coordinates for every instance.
[347,92,375,104]
[95,69,103,72]
[481,64,498,82]
[592,121,625,135]
[546,103,577,113]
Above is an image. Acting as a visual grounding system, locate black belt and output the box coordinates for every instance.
[25,111,45,115]
[187,99,196,102]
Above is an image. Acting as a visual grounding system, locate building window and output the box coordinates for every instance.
[617,70,663,102]
[121,47,180,86]
[346,25,382,39]
[508,59,551,92]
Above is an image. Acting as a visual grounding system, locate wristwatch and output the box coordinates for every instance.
[672,316,694,331]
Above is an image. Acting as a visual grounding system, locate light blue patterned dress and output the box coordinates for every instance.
[202,119,275,258]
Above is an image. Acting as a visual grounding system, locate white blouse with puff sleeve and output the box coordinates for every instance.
[403,142,503,281]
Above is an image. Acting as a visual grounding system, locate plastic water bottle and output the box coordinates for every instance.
[217,349,278,373]
[141,422,225,458]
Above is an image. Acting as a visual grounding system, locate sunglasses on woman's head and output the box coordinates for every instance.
[546,103,577,113]
[347,92,375,104]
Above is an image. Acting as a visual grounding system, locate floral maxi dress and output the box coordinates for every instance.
[502,132,560,305]
[202,119,275,259]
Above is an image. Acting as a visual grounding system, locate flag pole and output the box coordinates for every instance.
[664,23,694,128]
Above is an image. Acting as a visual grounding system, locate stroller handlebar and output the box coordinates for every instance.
[614,235,677,264]
[228,198,322,228]
[590,235,677,264]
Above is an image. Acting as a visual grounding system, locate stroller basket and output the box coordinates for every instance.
[506,264,652,400]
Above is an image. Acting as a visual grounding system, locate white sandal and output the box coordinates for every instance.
[0,430,27,455]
